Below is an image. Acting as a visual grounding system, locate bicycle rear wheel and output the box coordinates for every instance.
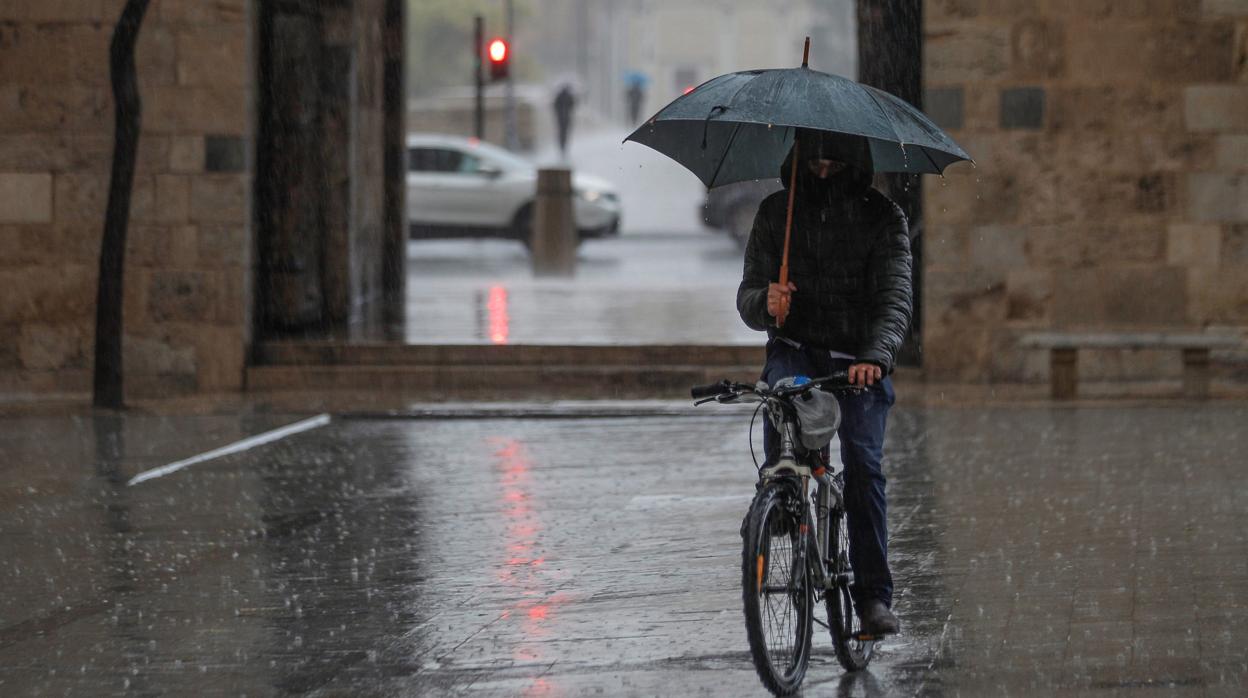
[741,480,813,696]
[826,510,875,671]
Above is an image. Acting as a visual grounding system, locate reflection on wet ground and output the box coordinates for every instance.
[405,235,758,345]
[0,404,1245,695]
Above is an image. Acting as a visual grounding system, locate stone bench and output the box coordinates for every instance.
[1019,332,1243,399]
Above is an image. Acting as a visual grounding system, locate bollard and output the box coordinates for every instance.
[531,168,576,276]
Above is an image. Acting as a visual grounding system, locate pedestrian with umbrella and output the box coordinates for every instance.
[626,40,969,640]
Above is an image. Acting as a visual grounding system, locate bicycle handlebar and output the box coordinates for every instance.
[690,380,734,399]
[783,369,852,396]
[691,370,858,403]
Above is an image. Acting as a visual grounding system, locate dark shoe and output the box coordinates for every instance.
[859,599,899,635]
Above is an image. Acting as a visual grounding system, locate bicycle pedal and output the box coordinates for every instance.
[854,633,880,641]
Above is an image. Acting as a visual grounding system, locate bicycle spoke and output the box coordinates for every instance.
[760,525,801,673]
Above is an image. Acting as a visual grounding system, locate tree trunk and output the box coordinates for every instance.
[93,0,151,408]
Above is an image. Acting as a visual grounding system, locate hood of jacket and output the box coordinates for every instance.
[778,130,874,198]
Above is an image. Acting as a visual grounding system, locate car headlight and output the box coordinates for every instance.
[577,189,603,203]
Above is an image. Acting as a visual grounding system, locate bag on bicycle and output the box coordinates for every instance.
[771,376,842,451]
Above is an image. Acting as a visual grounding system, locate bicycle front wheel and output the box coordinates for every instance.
[741,480,813,696]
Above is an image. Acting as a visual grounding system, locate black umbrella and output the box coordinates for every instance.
[626,41,970,186]
[625,39,971,325]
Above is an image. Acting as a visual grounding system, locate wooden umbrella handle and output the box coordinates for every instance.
[777,136,799,327]
[777,37,811,327]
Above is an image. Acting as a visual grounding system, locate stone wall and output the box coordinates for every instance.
[0,0,254,398]
[923,0,1248,384]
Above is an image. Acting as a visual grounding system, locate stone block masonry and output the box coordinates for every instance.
[924,1,1248,386]
[1,0,406,401]
[0,173,53,223]
[0,0,254,399]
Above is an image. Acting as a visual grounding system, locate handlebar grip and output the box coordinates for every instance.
[817,369,852,389]
[691,380,731,399]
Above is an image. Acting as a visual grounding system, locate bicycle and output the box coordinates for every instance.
[691,370,879,695]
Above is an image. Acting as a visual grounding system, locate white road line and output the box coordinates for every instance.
[127,414,331,486]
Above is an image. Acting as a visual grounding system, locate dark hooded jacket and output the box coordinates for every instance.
[736,149,913,373]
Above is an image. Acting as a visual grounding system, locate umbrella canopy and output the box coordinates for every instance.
[625,66,971,188]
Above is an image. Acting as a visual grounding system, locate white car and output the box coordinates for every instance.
[406,133,621,244]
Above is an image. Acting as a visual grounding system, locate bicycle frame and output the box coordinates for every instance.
[691,371,858,593]
[758,396,846,595]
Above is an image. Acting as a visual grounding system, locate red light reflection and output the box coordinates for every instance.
[487,285,509,344]
[487,437,566,671]
[525,677,557,697]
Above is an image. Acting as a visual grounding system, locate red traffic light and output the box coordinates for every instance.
[488,38,507,63]
[487,38,510,81]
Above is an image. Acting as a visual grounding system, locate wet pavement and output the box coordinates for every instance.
[1,403,1246,696]
[405,235,755,346]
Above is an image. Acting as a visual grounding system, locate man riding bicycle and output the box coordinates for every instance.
[736,129,913,637]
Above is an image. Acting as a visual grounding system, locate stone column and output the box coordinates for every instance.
[858,0,924,367]
[319,3,355,330]
[257,1,325,332]
[256,0,394,340]
[381,0,406,338]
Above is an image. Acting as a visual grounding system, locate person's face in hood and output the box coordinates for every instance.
[806,157,847,180]
[794,153,871,196]
[780,135,874,197]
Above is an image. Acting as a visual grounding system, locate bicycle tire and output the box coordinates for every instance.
[825,510,875,671]
[741,480,813,695]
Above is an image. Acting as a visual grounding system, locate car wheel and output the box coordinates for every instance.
[512,203,534,249]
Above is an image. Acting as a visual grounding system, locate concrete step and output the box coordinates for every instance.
[254,342,764,368]
[249,343,765,398]
[245,362,760,400]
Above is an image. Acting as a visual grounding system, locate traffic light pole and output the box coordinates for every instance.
[474,14,484,140]
[503,0,518,150]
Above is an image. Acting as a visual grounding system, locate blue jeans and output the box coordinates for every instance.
[760,338,896,608]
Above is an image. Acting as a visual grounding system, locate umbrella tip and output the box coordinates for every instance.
[802,36,810,68]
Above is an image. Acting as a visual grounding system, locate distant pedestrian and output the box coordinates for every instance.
[553,84,577,157]
[626,81,645,125]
